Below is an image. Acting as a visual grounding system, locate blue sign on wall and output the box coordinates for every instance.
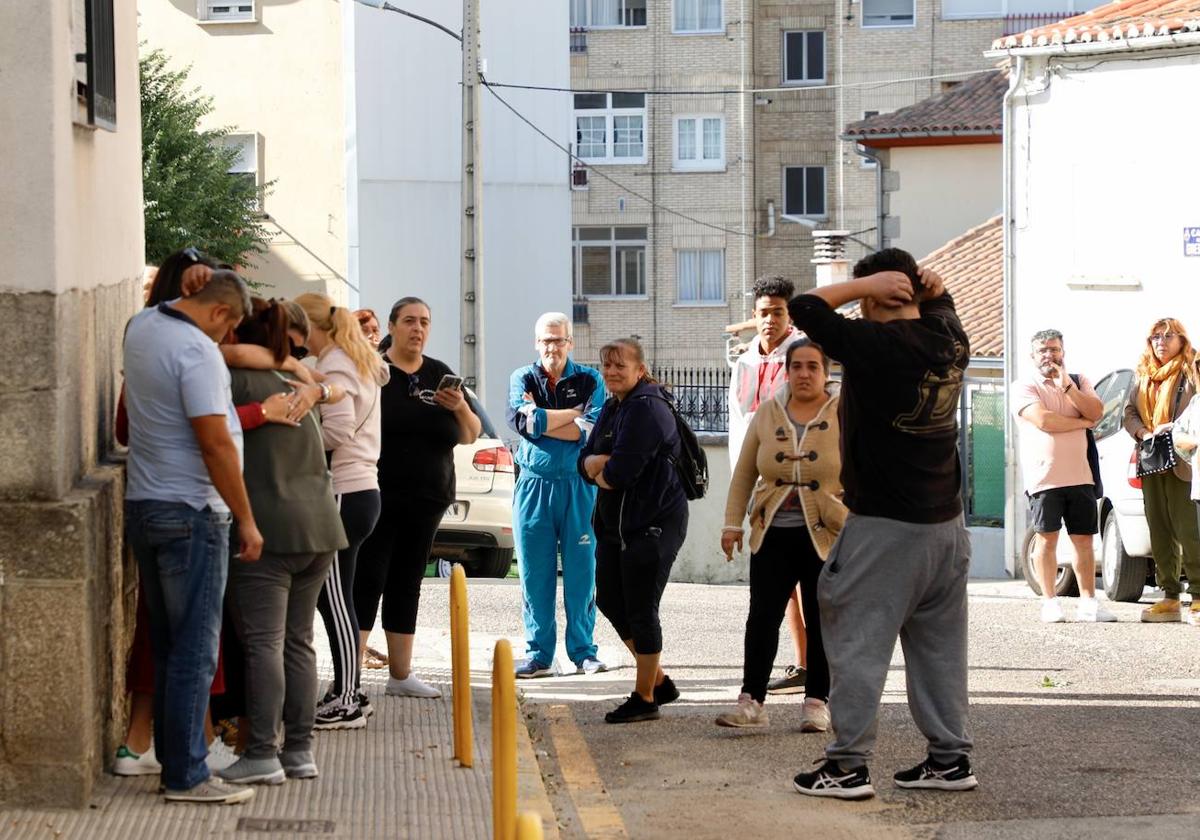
[1186,227,1200,257]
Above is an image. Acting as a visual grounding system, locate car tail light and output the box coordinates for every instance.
[1127,449,1142,489]
[473,446,515,473]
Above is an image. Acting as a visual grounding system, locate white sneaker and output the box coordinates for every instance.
[800,698,830,733]
[1076,597,1117,623]
[206,737,239,771]
[1040,598,1066,623]
[113,743,161,776]
[714,693,768,728]
[385,673,442,698]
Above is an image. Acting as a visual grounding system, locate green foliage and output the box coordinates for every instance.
[140,49,271,267]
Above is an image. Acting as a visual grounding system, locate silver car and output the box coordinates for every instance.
[431,390,516,578]
[1020,369,1153,600]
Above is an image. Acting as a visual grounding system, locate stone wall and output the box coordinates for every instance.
[0,279,141,806]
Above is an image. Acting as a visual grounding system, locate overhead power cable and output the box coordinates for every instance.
[483,67,1000,97]
[480,77,754,239]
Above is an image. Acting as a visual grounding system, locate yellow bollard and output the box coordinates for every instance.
[450,564,473,768]
[492,639,517,840]
[514,812,544,840]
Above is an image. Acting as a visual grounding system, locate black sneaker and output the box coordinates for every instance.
[793,759,875,800]
[357,690,374,718]
[313,701,366,731]
[653,675,680,706]
[767,665,807,695]
[893,754,978,791]
[604,692,661,724]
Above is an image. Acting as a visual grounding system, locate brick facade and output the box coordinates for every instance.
[571,0,1005,367]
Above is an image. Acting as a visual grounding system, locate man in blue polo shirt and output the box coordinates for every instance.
[123,270,263,805]
[508,312,607,678]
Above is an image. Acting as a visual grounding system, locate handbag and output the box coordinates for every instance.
[1136,429,1176,478]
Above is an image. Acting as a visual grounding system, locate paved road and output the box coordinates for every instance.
[419,576,1200,839]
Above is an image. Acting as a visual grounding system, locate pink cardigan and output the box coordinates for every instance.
[317,347,389,495]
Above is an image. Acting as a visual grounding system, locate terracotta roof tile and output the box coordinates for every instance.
[843,216,1003,358]
[924,215,1003,358]
[994,0,1200,49]
[842,70,1007,141]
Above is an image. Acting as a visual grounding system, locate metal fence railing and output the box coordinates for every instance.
[575,363,1005,524]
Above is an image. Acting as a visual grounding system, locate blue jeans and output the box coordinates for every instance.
[125,500,231,791]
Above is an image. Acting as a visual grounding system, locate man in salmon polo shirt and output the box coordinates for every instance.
[1013,328,1117,623]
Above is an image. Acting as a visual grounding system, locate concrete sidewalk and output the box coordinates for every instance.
[0,612,557,840]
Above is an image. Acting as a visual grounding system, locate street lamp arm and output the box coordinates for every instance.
[353,0,463,43]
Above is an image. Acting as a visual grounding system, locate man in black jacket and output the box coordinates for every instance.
[787,249,977,800]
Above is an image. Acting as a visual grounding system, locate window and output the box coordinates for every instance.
[783,166,826,219]
[783,31,825,85]
[863,0,915,27]
[942,0,1102,19]
[73,0,117,130]
[223,133,260,207]
[570,0,647,27]
[574,93,647,164]
[677,250,725,304]
[201,0,255,22]
[674,115,724,171]
[573,227,648,297]
[674,0,722,33]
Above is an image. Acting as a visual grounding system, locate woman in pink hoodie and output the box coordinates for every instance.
[295,293,390,730]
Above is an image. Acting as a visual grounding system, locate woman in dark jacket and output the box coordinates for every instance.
[579,338,689,724]
[217,298,348,785]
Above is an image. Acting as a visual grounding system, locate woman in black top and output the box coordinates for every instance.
[354,297,481,700]
[579,339,689,724]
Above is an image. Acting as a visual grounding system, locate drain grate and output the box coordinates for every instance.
[236,817,336,833]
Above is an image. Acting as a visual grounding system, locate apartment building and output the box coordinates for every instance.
[570,0,1102,366]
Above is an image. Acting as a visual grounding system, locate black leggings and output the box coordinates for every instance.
[316,490,381,706]
[595,505,688,655]
[742,525,829,703]
[354,491,446,637]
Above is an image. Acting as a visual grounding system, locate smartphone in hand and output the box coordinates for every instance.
[437,374,464,392]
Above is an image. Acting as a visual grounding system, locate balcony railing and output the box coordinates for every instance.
[570,27,587,53]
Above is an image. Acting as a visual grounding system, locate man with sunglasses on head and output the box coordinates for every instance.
[1013,329,1114,623]
[507,313,607,679]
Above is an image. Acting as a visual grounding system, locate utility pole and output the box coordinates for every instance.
[460,0,484,394]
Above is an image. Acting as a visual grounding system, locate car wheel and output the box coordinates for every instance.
[464,547,514,579]
[1020,526,1079,597]
[1101,514,1147,602]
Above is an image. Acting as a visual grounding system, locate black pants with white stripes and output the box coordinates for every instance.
[316,489,382,707]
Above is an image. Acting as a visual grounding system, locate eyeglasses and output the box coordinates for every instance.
[1149,332,1180,343]
[537,337,570,347]
[408,373,437,405]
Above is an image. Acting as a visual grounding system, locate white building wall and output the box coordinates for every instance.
[887,143,1001,259]
[1006,46,1200,571]
[353,0,571,422]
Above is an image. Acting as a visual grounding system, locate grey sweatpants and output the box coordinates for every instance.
[227,550,335,759]
[818,513,972,769]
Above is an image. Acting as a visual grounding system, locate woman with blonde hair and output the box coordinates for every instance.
[1123,317,1200,623]
[294,293,390,728]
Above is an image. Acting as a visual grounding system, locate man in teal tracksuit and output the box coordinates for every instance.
[507,312,607,678]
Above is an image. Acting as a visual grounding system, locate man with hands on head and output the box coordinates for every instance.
[507,313,607,679]
[1012,330,1113,623]
[787,249,977,801]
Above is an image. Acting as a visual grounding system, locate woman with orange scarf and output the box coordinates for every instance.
[1123,317,1200,622]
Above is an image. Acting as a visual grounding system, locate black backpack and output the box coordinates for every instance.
[640,394,709,501]
[1069,374,1103,498]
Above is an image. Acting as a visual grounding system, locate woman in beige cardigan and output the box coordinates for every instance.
[717,338,846,732]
